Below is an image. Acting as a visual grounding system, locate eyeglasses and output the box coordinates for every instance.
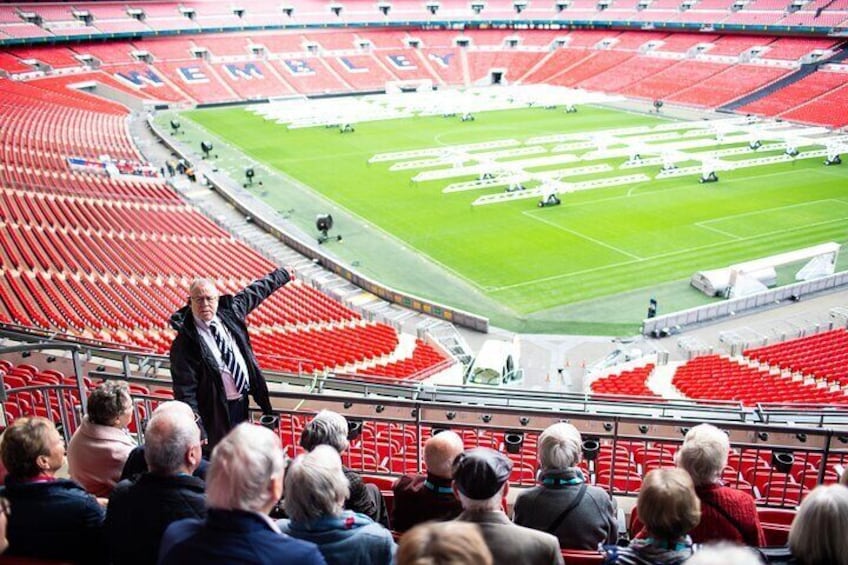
[191,295,219,303]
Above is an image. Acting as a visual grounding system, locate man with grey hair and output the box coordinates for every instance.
[169,267,294,450]
[278,445,395,564]
[106,400,206,565]
[300,410,386,525]
[453,448,563,565]
[159,423,325,565]
[392,429,464,531]
[513,422,618,549]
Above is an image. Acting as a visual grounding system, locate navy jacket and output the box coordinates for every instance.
[106,472,206,565]
[169,267,290,449]
[1,477,106,564]
[159,509,326,565]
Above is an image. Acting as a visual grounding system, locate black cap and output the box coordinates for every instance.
[452,447,513,500]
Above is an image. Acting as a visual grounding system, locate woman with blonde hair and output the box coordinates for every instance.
[603,468,700,565]
[397,521,492,565]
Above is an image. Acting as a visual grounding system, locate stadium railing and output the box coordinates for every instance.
[4,337,847,509]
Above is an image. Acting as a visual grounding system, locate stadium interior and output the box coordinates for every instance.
[1,0,848,561]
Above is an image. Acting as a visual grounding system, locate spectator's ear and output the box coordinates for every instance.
[452,483,461,501]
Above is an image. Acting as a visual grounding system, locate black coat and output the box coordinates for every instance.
[169,267,290,449]
[106,473,206,565]
[1,477,106,564]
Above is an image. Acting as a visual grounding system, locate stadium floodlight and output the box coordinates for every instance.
[316,214,342,244]
[824,143,842,166]
[200,141,214,159]
[243,167,255,187]
[538,183,561,207]
[699,159,718,184]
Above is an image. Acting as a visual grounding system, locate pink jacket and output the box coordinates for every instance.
[67,417,136,497]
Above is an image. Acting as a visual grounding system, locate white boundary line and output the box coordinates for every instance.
[522,210,643,260]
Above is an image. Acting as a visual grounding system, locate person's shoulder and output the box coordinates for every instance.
[163,516,204,539]
[50,478,98,498]
[108,476,136,498]
[392,473,421,491]
[515,484,543,502]
[509,520,561,547]
[714,484,757,504]
[585,484,616,505]
[268,531,325,562]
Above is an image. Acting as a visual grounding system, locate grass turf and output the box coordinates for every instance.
[174,104,848,334]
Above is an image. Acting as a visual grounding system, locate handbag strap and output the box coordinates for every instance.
[545,483,588,535]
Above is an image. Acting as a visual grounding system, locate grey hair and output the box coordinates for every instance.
[789,484,848,565]
[144,401,200,475]
[457,487,505,512]
[538,422,582,470]
[675,423,729,486]
[685,543,763,565]
[300,410,349,453]
[283,445,350,522]
[189,278,218,294]
[87,380,132,426]
[206,423,285,512]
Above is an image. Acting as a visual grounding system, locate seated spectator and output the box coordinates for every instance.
[0,417,106,563]
[301,410,387,525]
[675,424,764,546]
[120,401,209,482]
[784,484,848,565]
[158,423,325,565]
[68,380,137,496]
[513,422,618,549]
[688,543,764,565]
[392,429,464,532]
[120,444,208,481]
[452,447,563,565]
[105,401,206,565]
[397,521,492,565]
[603,468,700,564]
[278,445,395,564]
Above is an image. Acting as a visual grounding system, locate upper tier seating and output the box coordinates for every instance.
[1,29,843,117]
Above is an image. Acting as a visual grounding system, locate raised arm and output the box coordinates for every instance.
[231,266,294,320]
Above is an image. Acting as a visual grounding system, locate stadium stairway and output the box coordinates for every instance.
[720,43,848,112]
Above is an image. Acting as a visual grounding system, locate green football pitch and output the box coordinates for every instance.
[168,104,848,335]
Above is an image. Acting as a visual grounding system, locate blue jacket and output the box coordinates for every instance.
[1,477,106,564]
[159,508,326,565]
[278,511,395,565]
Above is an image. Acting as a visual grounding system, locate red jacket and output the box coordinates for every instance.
[690,483,765,547]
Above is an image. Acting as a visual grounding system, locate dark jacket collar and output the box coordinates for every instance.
[135,472,205,491]
[206,508,276,533]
